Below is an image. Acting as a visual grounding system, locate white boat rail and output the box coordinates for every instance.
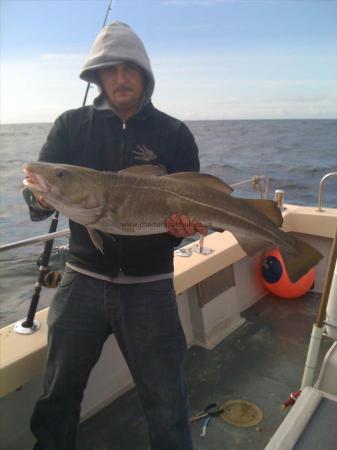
[1,170,335,252]
[317,172,337,212]
[0,229,70,252]
[231,174,269,199]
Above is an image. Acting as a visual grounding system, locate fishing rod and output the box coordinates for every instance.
[82,0,114,106]
[15,211,60,334]
[16,0,114,334]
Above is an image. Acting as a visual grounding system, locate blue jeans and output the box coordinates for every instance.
[31,269,193,450]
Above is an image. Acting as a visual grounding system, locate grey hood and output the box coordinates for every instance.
[80,22,155,109]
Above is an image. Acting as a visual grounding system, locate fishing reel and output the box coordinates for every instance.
[36,247,66,288]
[42,270,62,288]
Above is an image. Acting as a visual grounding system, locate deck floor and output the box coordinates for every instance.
[77,291,332,450]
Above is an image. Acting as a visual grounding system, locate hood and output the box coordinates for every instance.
[80,21,155,109]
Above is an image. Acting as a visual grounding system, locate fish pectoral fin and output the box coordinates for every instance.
[279,236,323,283]
[243,199,283,227]
[70,205,104,225]
[167,172,233,194]
[118,165,167,176]
[86,227,104,254]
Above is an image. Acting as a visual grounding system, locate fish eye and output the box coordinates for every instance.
[56,170,65,178]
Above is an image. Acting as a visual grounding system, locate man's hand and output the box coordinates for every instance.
[165,214,208,238]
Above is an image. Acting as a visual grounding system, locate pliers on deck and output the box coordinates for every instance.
[190,403,224,422]
[190,403,224,437]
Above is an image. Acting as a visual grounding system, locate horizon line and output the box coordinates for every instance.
[1,117,337,126]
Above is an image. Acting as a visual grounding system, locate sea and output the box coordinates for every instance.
[0,119,336,327]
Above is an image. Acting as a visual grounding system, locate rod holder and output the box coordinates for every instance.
[274,189,286,211]
[15,318,41,335]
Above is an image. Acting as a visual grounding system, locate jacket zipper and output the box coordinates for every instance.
[120,120,127,168]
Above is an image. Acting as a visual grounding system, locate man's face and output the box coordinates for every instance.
[99,62,146,119]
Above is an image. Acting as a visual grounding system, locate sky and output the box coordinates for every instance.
[1,0,337,123]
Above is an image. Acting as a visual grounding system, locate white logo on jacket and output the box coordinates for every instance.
[133,145,157,161]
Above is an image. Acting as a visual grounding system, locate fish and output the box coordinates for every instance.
[22,161,323,282]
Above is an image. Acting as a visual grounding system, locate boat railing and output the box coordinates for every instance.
[231,174,269,199]
[0,229,70,252]
[317,172,337,212]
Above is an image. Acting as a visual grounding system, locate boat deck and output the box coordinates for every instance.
[77,291,332,450]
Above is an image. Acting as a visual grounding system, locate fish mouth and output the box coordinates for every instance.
[22,166,49,193]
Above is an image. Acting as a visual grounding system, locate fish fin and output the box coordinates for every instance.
[279,236,323,283]
[243,199,283,227]
[118,165,167,176]
[167,172,233,194]
[69,205,104,225]
[232,232,269,256]
[86,227,104,254]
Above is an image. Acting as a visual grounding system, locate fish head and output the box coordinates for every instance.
[22,162,104,223]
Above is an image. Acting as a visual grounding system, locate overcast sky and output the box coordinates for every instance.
[1,0,337,123]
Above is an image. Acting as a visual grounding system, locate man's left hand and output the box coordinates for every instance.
[165,214,208,238]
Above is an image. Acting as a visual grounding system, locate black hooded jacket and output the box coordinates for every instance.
[25,102,199,277]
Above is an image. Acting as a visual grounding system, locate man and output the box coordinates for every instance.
[25,22,205,450]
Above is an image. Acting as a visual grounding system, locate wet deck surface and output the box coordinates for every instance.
[77,291,332,450]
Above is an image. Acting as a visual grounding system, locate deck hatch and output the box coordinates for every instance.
[221,399,263,427]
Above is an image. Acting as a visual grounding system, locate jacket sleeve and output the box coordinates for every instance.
[23,114,71,221]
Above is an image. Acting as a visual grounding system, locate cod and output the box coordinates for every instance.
[23,162,323,283]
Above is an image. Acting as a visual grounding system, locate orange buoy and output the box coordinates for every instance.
[260,248,315,299]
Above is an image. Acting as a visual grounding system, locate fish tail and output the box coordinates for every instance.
[279,235,323,283]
